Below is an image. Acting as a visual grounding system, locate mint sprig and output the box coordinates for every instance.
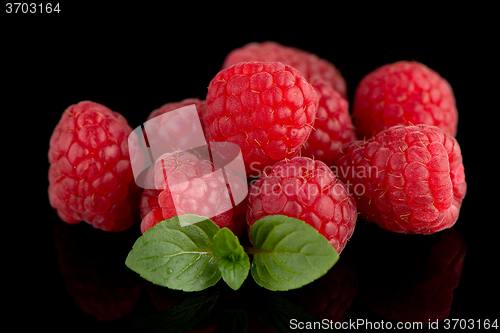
[213,227,250,291]
[125,214,339,292]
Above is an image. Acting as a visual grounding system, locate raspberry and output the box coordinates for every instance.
[133,98,209,171]
[48,101,141,232]
[333,124,466,234]
[246,157,357,254]
[353,61,458,138]
[222,41,347,99]
[139,149,247,234]
[301,79,358,165]
[139,188,161,219]
[205,61,318,177]
[147,98,206,122]
[139,188,247,236]
[146,98,208,135]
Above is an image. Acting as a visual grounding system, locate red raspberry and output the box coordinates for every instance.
[48,101,141,232]
[353,61,458,138]
[222,41,347,99]
[139,188,247,237]
[246,157,357,254]
[140,188,161,219]
[139,149,247,234]
[333,124,466,234]
[147,98,206,121]
[301,79,358,165]
[146,98,208,134]
[140,208,164,234]
[205,61,318,177]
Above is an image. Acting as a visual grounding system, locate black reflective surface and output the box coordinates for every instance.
[5,7,495,332]
[30,216,491,332]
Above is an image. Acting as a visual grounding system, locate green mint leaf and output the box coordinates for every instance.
[213,227,250,291]
[125,214,221,291]
[249,215,339,291]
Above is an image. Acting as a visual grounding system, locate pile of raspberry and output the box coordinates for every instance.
[48,41,466,259]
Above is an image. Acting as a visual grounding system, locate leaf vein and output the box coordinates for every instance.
[259,254,281,283]
[184,255,212,284]
[271,229,302,251]
[270,253,300,275]
[170,253,203,279]
[256,223,279,249]
[168,228,200,250]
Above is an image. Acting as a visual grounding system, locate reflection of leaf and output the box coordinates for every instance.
[255,291,325,333]
[125,214,221,291]
[249,215,338,291]
[130,289,219,333]
[213,228,250,290]
[215,308,248,333]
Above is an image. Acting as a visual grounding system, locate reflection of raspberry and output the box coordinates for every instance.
[48,101,141,232]
[222,41,347,99]
[246,157,357,254]
[205,61,318,176]
[140,149,247,234]
[353,61,458,138]
[334,124,466,234]
[290,256,358,324]
[301,79,357,165]
[354,225,466,322]
[54,223,143,321]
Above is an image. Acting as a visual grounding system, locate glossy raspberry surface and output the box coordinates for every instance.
[301,79,357,165]
[48,101,140,232]
[222,41,347,99]
[246,157,357,254]
[333,124,466,234]
[353,61,458,138]
[205,61,318,176]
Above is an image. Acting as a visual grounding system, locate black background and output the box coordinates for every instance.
[2,3,496,332]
